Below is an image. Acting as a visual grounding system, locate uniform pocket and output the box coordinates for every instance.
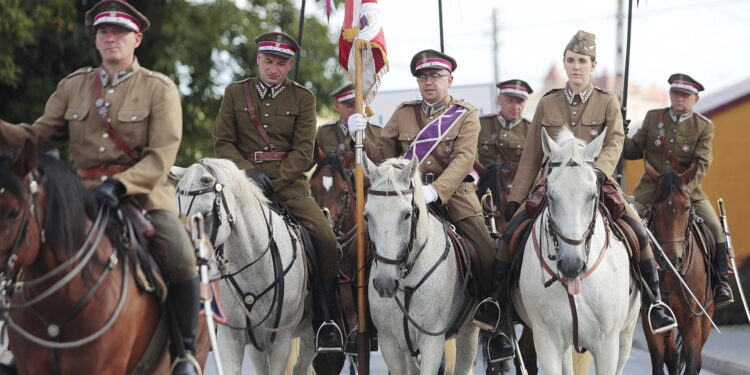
[541,116,565,139]
[116,108,150,147]
[582,113,606,140]
[65,106,91,144]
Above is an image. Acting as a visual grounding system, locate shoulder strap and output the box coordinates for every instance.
[413,105,425,129]
[242,80,277,151]
[657,109,685,173]
[94,70,141,161]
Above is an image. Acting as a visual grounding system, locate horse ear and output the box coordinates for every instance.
[315,146,326,163]
[363,152,377,179]
[644,161,660,181]
[13,139,36,176]
[541,127,560,158]
[342,151,355,169]
[583,127,606,161]
[168,166,187,181]
[680,163,699,185]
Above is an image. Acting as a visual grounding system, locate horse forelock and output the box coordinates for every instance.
[653,169,684,204]
[313,152,347,180]
[182,158,269,209]
[0,152,23,200]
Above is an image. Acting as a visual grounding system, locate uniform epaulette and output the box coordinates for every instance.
[480,113,498,119]
[234,77,252,84]
[292,81,313,94]
[594,86,614,95]
[369,119,385,128]
[397,100,422,108]
[65,66,95,80]
[695,112,712,124]
[543,88,563,97]
[454,99,475,110]
[319,120,337,127]
[144,70,173,84]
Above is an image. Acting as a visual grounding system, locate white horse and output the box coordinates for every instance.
[364,156,479,375]
[170,159,314,375]
[511,127,640,375]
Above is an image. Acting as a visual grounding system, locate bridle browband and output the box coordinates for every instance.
[367,187,423,273]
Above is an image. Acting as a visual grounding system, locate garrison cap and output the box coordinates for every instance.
[254,32,300,59]
[330,83,355,103]
[565,30,596,59]
[668,73,704,94]
[410,49,457,77]
[85,0,150,33]
[496,79,533,99]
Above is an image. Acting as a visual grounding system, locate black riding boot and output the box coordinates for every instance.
[713,242,734,307]
[639,259,677,334]
[168,277,200,375]
[312,277,344,353]
[473,259,514,362]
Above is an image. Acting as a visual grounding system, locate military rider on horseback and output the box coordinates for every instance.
[0,1,201,373]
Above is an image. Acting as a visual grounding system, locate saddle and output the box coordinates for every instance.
[118,200,168,303]
[264,193,318,284]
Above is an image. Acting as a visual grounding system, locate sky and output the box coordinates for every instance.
[305,0,750,96]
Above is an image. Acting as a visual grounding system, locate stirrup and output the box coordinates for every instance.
[714,282,735,308]
[647,301,677,334]
[170,353,202,375]
[315,320,344,353]
[485,332,515,363]
[472,297,501,332]
[344,325,359,356]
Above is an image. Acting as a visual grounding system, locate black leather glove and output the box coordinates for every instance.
[504,201,520,222]
[594,168,608,185]
[623,118,631,136]
[93,178,125,209]
[245,169,275,195]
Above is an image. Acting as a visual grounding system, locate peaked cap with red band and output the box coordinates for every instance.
[496,79,533,99]
[254,32,300,59]
[330,83,355,103]
[85,0,150,33]
[409,49,457,77]
[668,73,704,94]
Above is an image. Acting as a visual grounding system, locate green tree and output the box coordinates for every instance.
[0,0,344,166]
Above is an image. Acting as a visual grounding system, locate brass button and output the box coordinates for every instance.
[426,161,432,165]
[503,134,507,137]
[102,133,110,139]
[72,114,78,119]
[131,115,137,120]
[107,89,114,94]
[670,139,674,143]
[99,146,106,152]
[572,111,577,115]
[264,113,269,117]
[265,103,270,107]
[263,124,268,128]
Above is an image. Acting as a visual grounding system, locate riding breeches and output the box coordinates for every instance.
[148,210,198,283]
[454,215,495,292]
[634,199,726,244]
[281,195,339,279]
[623,200,654,260]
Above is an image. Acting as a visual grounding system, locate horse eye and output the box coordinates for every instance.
[200,176,212,184]
[7,209,20,221]
[684,207,690,213]
[404,212,412,220]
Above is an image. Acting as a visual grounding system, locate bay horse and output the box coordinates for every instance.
[170,158,315,375]
[641,161,714,375]
[364,156,479,374]
[0,142,210,374]
[511,128,640,375]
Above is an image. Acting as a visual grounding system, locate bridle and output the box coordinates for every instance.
[176,162,236,251]
[0,171,45,277]
[646,183,695,271]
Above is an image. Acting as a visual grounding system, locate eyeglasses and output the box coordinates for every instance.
[416,73,451,82]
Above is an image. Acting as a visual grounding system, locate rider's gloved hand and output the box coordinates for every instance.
[422,184,438,204]
[504,201,520,222]
[93,178,126,209]
[347,113,367,139]
[245,169,275,195]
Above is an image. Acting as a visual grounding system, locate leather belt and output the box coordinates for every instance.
[78,165,131,180]
[423,172,439,183]
[244,151,288,163]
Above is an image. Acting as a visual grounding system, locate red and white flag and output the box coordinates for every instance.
[338,0,388,104]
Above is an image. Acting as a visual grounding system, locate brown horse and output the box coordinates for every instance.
[641,162,715,375]
[0,143,209,374]
[309,150,367,374]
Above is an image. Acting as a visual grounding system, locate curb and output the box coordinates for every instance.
[632,337,750,375]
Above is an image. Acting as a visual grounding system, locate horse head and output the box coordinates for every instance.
[310,152,354,235]
[364,155,426,298]
[645,161,697,267]
[542,126,605,281]
[477,162,516,233]
[171,158,266,249]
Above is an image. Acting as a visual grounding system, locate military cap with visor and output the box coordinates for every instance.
[410,49,457,77]
[85,0,150,33]
[330,83,355,104]
[668,73,704,95]
[254,32,300,59]
[565,30,596,59]
[496,79,533,100]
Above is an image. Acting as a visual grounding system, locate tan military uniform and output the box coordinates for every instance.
[364,95,495,287]
[316,119,382,159]
[0,59,196,282]
[477,114,531,166]
[214,76,339,278]
[623,108,724,242]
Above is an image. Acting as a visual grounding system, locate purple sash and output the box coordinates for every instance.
[404,104,468,164]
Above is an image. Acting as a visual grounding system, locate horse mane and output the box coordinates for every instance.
[551,126,590,170]
[653,168,683,204]
[371,157,426,210]
[184,158,269,208]
[313,152,348,179]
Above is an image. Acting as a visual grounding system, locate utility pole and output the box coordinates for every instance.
[492,8,499,84]
[615,0,625,102]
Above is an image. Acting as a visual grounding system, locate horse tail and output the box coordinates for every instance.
[675,330,686,374]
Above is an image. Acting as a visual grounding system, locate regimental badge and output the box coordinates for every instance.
[682,143,690,152]
[655,138,662,147]
[481,145,488,151]
[515,147,523,156]
[658,122,664,129]
[95,98,104,107]
[658,128,665,137]
[444,145,451,154]
[338,143,346,151]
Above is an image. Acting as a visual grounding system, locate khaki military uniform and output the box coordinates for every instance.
[623,108,724,242]
[477,114,531,166]
[316,119,382,159]
[364,95,495,288]
[0,60,196,282]
[214,76,339,278]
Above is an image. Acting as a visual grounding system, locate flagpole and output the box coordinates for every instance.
[615,0,633,185]
[353,39,370,375]
[294,0,307,81]
[438,0,445,52]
